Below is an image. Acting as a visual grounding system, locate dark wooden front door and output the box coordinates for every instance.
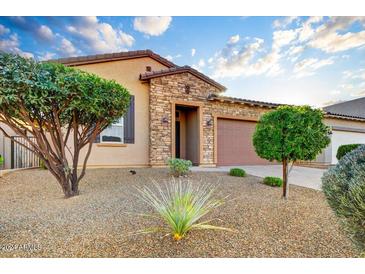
[175,121,180,158]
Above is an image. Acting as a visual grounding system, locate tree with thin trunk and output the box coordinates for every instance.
[253,105,331,199]
[0,53,130,198]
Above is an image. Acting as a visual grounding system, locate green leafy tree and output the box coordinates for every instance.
[0,53,130,198]
[253,105,331,198]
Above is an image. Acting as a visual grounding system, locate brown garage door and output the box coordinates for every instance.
[217,118,268,166]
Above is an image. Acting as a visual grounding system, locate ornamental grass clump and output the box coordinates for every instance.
[322,145,365,250]
[135,178,232,241]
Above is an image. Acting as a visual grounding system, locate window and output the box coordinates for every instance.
[100,117,124,143]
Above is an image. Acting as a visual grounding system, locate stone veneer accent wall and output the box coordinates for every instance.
[149,72,270,166]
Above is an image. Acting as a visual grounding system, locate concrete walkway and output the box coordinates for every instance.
[191,165,326,190]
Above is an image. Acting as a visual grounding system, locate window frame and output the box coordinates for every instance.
[99,116,124,144]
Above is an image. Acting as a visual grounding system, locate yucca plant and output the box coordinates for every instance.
[135,178,232,241]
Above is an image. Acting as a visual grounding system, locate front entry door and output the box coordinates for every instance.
[175,121,180,158]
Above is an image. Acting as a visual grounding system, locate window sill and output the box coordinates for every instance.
[96,143,127,148]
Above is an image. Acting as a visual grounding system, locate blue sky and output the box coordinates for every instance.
[0,16,364,107]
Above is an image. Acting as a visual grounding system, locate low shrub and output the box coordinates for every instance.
[229,168,246,177]
[322,145,365,250]
[336,144,362,160]
[136,178,233,240]
[263,176,283,187]
[0,154,4,166]
[39,160,47,170]
[167,158,192,177]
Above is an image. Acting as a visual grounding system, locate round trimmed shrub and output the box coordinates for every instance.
[167,158,192,177]
[0,154,3,165]
[336,144,362,160]
[229,168,246,177]
[322,145,365,250]
[263,176,283,187]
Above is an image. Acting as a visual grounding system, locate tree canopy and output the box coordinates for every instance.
[253,105,331,198]
[0,53,131,197]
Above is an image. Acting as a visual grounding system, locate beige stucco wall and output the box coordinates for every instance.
[72,57,169,167]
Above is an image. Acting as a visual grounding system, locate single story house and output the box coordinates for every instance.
[321,98,365,164]
[1,49,364,169]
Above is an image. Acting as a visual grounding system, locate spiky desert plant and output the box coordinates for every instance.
[135,178,232,240]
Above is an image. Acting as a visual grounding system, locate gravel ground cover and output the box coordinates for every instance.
[0,168,358,258]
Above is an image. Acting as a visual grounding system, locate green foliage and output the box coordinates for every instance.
[167,158,192,177]
[263,176,283,187]
[336,144,362,160]
[229,168,246,177]
[39,160,47,170]
[0,53,130,128]
[0,154,3,165]
[136,178,233,240]
[253,105,331,162]
[0,53,131,197]
[322,145,365,250]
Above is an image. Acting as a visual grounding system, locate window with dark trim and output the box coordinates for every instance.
[95,95,135,144]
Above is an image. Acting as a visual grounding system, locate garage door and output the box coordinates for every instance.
[331,130,365,164]
[217,118,268,166]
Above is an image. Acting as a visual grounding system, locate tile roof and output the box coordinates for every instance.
[323,97,365,119]
[207,94,281,108]
[208,94,365,122]
[49,49,176,68]
[139,66,226,91]
[325,111,365,122]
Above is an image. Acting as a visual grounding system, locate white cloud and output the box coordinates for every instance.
[297,17,365,53]
[330,90,341,95]
[37,25,54,41]
[198,59,205,67]
[272,29,298,50]
[120,31,135,47]
[191,48,196,56]
[212,37,277,78]
[293,57,334,78]
[0,33,34,58]
[38,52,56,61]
[288,45,304,56]
[66,16,135,54]
[165,55,173,61]
[228,34,240,44]
[273,16,299,29]
[298,16,323,42]
[164,54,181,61]
[211,26,293,79]
[0,24,10,35]
[133,16,172,36]
[59,38,78,56]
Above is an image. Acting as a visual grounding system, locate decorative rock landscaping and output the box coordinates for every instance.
[0,168,358,257]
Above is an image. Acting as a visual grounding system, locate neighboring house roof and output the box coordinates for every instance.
[325,111,365,122]
[50,50,176,68]
[140,66,227,92]
[323,97,365,119]
[207,94,281,108]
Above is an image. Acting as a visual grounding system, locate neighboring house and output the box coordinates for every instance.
[320,98,365,165]
[1,49,364,169]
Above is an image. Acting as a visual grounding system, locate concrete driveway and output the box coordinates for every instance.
[191,165,326,190]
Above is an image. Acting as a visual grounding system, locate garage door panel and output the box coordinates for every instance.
[217,119,269,166]
[331,130,365,164]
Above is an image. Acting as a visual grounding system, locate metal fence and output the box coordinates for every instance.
[11,136,40,169]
